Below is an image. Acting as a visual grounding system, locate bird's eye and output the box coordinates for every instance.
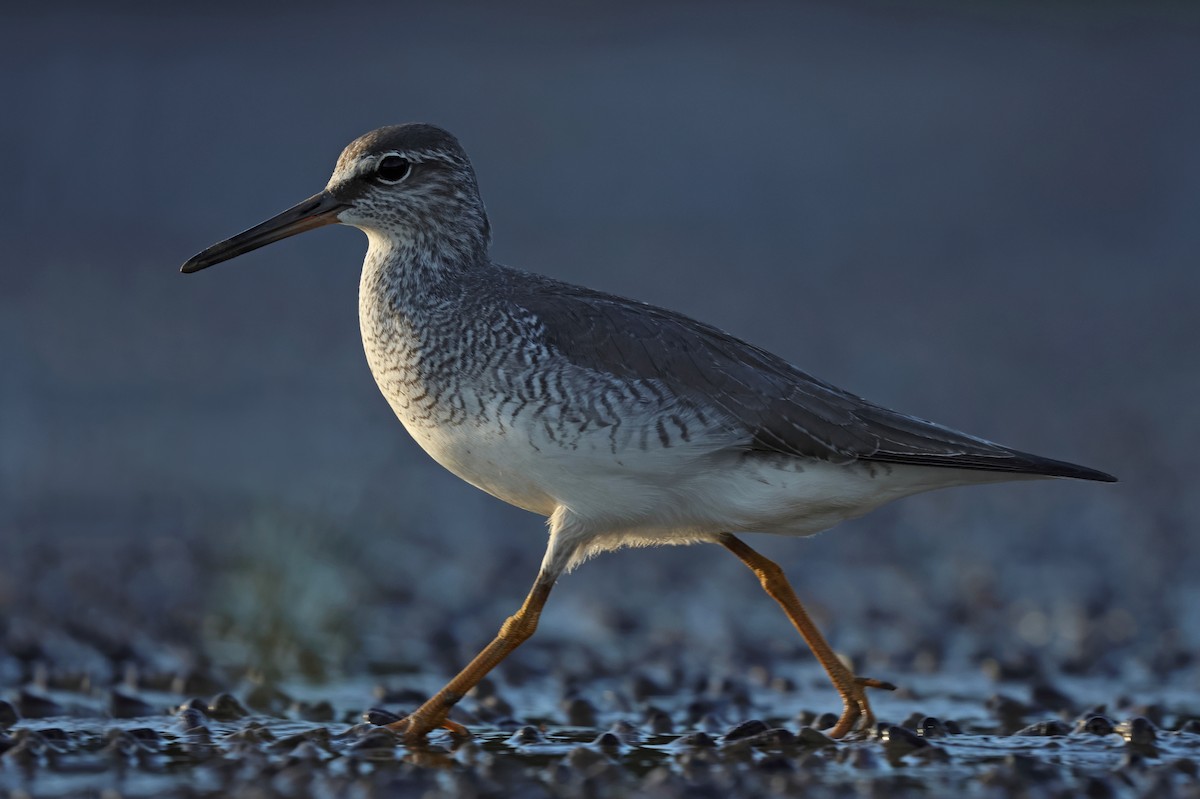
[376,155,412,184]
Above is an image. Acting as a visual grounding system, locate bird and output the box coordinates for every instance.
[181,123,1115,744]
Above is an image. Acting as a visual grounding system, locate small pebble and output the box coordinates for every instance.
[845,747,878,769]
[918,717,947,738]
[292,699,334,722]
[1078,715,1115,736]
[566,746,613,774]
[244,684,292,715]
[1015,719,1071,736]
[16,689,64,719]
[630,673,666,702]
[101,730,145,759]
[272,728,331,753]
[364,707,403,725]
[608,720,641,743]
[987,694,1031,731]
[814,711,840,731]
[208,693,248,721]
[127,727,162,748]
[1119,716,1157,747]
[743,728,796,748]
[646,708,674,735]
[796,727,837,748]
[176,707,208,730]
[724,719,769,741]
[880,724,931,759]
[350,729,399,752]
[563,696,597,727]
[591,730,622,748]
[756,754,795,772]
[506,725,544,745]
[287,740,328,763]
[674,731,717,748]
[109,689,157,719]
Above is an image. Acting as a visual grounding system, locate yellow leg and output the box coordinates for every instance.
[718,533,893,738]
[386,575,554,745]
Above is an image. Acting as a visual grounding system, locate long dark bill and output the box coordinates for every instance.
[180,191,348,273]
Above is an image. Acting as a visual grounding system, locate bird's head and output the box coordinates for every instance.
[181,123,490,274]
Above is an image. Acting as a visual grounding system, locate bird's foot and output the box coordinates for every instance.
[384,711,471,747]
[828,675,896,739]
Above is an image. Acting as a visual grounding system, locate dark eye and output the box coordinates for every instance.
[376,155,412,183]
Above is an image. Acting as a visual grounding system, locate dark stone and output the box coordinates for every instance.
[350,729,399,751]
[15,689,64,719]
[987,694,1031,731]
[127,728,162,748]
[918,717,947,738]
[1078,715,1115,736]
[563,697,597,727]
[208,693,248,721]
[592,731,621,748]
[1015,719,1071,736]
[293,699,334,722]
[1122,716,1157,747]
[176,707,207,730]
[756,754,795,772]
[724,719,769,741]
[646,708,673,735]
[630,673,666,702]
[796,727,837,748]
[507,725,543,745]
[0,700,19,727]
[742,728,796,748]
[244,684,292,715]
[880,724,931,759]
[109,689,158,719]
[814,712,840,731]
[364,707,403,726]
[675,732,717,748]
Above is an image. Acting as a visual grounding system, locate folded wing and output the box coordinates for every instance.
[513,273,1115,482]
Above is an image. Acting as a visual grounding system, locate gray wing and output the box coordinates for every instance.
[510,272,1114,482]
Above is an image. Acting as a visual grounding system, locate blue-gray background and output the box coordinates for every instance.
[2,3,1197,690]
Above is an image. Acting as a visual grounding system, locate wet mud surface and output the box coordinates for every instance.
[3,630,1199,798]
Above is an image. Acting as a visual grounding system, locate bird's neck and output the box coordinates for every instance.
[359,227,487,305]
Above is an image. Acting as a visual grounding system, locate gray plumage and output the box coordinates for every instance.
[183,122,1114,574]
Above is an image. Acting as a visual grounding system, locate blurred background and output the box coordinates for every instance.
[1,2,1197,698]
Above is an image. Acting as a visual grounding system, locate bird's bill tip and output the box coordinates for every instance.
[180,191,347,274]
